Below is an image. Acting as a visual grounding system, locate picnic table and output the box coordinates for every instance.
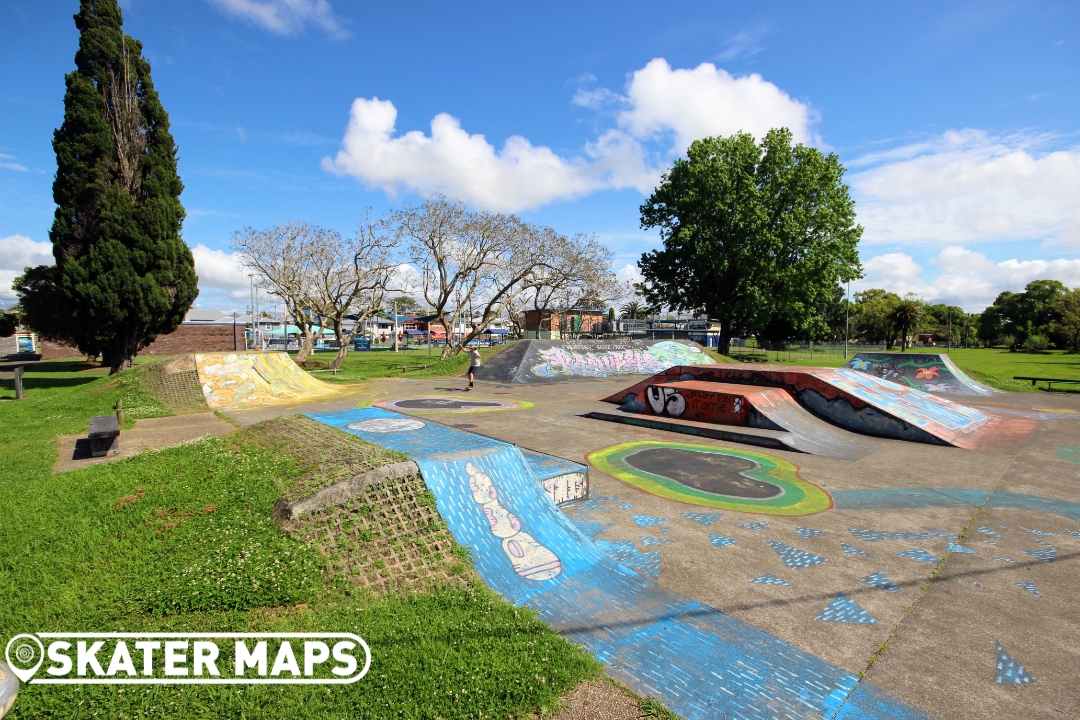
[396,364,433,374]
[1014,376,1080,392]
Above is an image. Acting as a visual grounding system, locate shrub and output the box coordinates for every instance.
[1024,334,1050,353]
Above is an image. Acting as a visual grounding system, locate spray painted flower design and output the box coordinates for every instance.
[851,359,870,370]
[915,367,940,380]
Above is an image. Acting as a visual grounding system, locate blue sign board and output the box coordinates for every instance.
[353,337,371,351]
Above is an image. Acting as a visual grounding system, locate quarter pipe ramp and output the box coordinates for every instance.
[194,352,342,409]
[844,353,998,396]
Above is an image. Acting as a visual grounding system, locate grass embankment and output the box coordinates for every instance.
[300,343,509,384]
[729,346,1080,393]
[0,369,601,718]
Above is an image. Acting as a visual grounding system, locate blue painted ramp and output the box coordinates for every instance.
[309,408,934,720]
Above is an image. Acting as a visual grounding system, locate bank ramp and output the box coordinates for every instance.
[475,339,714,384]
[602,364,1035,452]
[844,353,999,396]
[308,407,932,720]
[194,352,342,409]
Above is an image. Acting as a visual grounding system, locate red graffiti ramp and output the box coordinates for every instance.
[589,380,879,461]
[603,364,1036,452]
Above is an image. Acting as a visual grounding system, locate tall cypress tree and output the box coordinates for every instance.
[19,0,197,372]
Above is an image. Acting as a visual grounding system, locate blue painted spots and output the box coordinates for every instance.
[947,543,977,554]
[850,528,956,542]
[595,540,660,582]
[709,534,738,548]
[641,536,675,546]
[861,572,899,593]
[896,548,939,564]
[616,503,634,510]
[681,512,723,526]
[832,488,1080,523]
[738,521,769,531]
[816,594,877,624]
[1034,539,1052,546]
[973,581,984,588]
[632,514,668,528]
[995,644,1035,684]
[767,540,827,569]
[977,526,1002,537]
[567,514,615,540]
[1023,548,1057,562]
[1019,526,1059,536]
[749,574,789,586]
[1000,525,1012,530]
[1014,581,1043,597]
[309,407,933,720]
[1066,529,1080,538]
[993,557,1017,563]
[841,542,870,557]
[797,527,828,538]
[575,496,619,512]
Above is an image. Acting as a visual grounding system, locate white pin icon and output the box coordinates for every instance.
[4,635,44,683]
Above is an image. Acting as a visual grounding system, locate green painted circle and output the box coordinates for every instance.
[587,441,832,516]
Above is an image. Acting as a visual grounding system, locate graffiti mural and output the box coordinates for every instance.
[195,352,341,409]
[588,441,832,516]
[845,353,998,396]
[530,340,711,379]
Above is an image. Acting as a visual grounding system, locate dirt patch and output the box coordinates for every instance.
[546,680,644,720]
[231,415,408,501]
[160,354,196,373]
[55,414,233,473]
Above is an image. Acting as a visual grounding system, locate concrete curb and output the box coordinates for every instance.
[272,460,420,522]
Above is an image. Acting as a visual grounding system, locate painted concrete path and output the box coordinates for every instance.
[309,407,933,720]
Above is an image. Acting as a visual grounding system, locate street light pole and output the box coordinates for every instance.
[844,279,850,360]
[393,297,399,353]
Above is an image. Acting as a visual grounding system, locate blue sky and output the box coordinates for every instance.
[1,0,1079,312]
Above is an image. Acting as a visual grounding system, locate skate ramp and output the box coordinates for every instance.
[307,407,932,720]
[604,365,1036,451]
[194,352,342,409]
[845,353,999,396]
[474,339,713,384]
[589,380,879,460]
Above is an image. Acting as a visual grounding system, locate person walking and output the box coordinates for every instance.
[460,343,482,390]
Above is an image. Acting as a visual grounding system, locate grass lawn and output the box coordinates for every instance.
[0,368,602,719]
[727,346,1080,393]
[297,344,508,384]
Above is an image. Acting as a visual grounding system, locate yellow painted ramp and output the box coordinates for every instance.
[195,352,342,409]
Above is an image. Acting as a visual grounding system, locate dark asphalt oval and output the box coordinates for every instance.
[624,447,784,499]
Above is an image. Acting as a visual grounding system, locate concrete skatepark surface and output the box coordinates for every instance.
[215,357,1079,719]
[844,352,999,396]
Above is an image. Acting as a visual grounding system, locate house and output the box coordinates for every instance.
[523,309,606,339]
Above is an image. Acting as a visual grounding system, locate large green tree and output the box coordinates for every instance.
[16,0,197,372]
[638,129,862,355]
[978,279,1066,348]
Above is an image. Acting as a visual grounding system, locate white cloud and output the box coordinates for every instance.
[851,130,1080,248]
[0,234,53,301]
[322,97,656,212]
[325,59,815,212]
[615,263,643,286]
[855,245,1080,311]
[615,58,816,151]
[207,0,348,39]
[0,153,28,172]
[190,244,250,300]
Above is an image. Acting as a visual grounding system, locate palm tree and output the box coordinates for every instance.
[620,301,648,320]
[890,299,927,351]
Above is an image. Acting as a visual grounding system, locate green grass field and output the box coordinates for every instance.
[0,368,601,719]
[729,346,1080,392]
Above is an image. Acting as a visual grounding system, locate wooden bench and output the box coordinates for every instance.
[88,415,120,457]
[1014,376,1080,392]
[396,364,433,374]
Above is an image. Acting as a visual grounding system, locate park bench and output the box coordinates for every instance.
[396,364,433,374]
[1014,376,1080,392]
[87,414,120,457]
